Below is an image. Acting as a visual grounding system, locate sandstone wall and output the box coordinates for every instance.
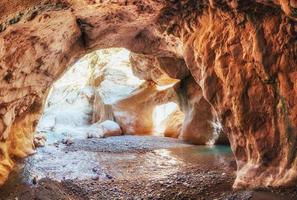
[161,0,297,188]
[0,0,296,189]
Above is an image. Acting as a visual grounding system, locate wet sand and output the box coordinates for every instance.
[1,136,297,200]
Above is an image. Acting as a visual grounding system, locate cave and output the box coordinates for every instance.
[1,0,297,199]
[36,48,184,139]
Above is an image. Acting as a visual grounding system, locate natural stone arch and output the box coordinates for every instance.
[0,0,297,190]
[0,0,181,185]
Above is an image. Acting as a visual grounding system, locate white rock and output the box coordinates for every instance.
[86,120,122,138]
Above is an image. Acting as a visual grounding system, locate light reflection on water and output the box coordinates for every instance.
[0,142,233,196]
[24,145,232,181]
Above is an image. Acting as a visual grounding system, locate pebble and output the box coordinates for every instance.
[62,138,74,146]
[106,174,113,179]
[182,182,190,187]
[91,176,99,180]
[32,177,38,185]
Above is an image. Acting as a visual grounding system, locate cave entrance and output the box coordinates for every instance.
[1,39,233,200]
[35,48,184,145]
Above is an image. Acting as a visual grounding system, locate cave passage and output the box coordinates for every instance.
[1,0,297,199]
[0,48,238,200]
[36,48,186,140]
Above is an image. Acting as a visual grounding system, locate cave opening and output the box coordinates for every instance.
[0,47,234,199]
[36,48,185,143]
[152,102,180,136]
[1,0,297,198]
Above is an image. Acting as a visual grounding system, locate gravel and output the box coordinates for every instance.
[64,135,191,153]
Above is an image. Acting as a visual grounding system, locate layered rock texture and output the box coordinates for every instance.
[90,49,178,135]
[174,77,215,145]
[162,109,184,139]
[0,0,297,189]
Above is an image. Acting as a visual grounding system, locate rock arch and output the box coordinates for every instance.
[0,0,297,189]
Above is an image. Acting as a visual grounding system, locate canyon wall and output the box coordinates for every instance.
[129,52,219,143]
[163,0,297,188]
[89,49,179,135]
[37,51,96,135]
[0,0,296,189]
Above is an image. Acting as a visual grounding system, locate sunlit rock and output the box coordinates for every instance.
[0,0,297,189]
[113,82,177,135]
[152,102,180,136]
[33,133,47,148]
[162,109,184,139]
[129,53,179,86]
[94,79,178,135]
[174,77,214,145]
[90,49,179,135]
[37,52,97,137]
[86,120,122,139]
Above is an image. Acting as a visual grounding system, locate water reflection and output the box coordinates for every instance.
[0,142,233,196]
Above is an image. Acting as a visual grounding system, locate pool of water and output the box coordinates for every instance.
[0,136,233,197]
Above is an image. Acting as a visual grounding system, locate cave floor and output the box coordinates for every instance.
[1,135,297,200]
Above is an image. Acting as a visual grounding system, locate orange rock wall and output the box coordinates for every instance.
[0,0,296,189]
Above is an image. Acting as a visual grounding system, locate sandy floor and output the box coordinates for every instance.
[1,136,297,200]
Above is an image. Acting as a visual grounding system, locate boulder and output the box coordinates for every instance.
[86,120,122,138]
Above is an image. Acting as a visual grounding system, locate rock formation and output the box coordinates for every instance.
[39,48,182,138]
[162,109,184,139]
[129,52,219,142]
[33,133,47,147]
[89,49,178,135]
[86,120,122,138]
[112,82,177,135]
[129,53,179,86]
[93,79,178,135]
[174,77,215,145]
[37,53,96,134]
[0,0,297,189]
[173,1,297,188]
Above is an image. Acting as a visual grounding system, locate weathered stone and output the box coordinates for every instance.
[163,109,184,139]
[93,80,178,135]
[129,53,179,86]
[0,0,296,189]
[86,120,122,139]
[178,1,297,188]
[174,77,214,145]
[33,133,46,147]
[157,57,190,80]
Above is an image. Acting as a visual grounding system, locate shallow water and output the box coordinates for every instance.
[0,136,233,196]
[1,136,295,200]
[10,145,233,183]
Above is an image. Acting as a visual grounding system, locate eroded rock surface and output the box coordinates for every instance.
[113,82,177,135]
[162,109,184,139]
[88,49,171,135]
[86,120,122,138]
[129,53,179,86]
[0,0,297,189]
[93,80,178,135]
[174,77,215,145]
